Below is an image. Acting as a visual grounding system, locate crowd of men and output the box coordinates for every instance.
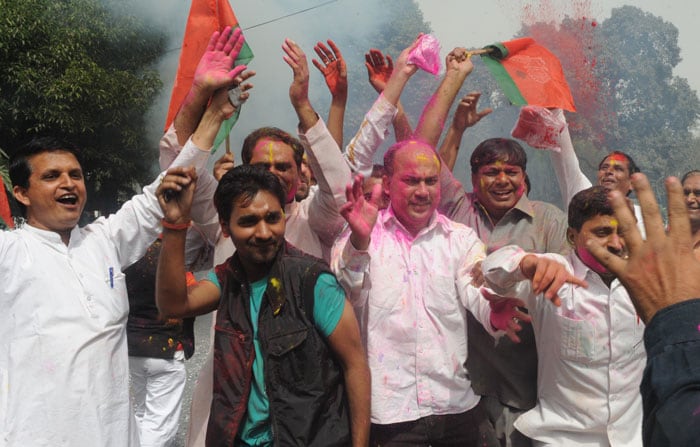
[1,26,700,447]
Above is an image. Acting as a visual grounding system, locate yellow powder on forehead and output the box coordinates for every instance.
[610,218,619,228]
[267,141,275,163]
[416,152,429,162]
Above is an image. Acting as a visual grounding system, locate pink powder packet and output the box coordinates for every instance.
[511,105,566,152]
[407,34,441,75]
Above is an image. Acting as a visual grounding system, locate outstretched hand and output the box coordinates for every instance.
[482,288,532,343]
[282,38,310,110]
[519,255,588,306]
[340,174,381,251]
[157,167,198,225]
[365,49,393,93]
[312,39,347,99]
[193,26,247,94]
[452,92,492,132]
[587,174,700,323]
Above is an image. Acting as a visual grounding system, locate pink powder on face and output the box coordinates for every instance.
[576,246,608,274]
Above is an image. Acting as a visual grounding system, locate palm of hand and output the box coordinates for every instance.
[343,197,378,241]
[368,65,391,91]
[194,52,234,90]
[322,60,347,95]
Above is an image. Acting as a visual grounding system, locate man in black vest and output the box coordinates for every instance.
[155,161,370,447]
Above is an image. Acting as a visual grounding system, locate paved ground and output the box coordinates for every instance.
[174,312,212,447]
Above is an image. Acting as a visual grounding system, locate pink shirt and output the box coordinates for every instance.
[332,208,497,424]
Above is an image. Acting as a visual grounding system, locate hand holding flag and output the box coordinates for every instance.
[478,37,576,112]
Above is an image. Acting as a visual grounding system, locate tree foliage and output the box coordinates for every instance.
[340,0,436,150]
[522,6,700,202]
[0,0,166,214]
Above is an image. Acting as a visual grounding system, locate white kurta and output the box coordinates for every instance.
[0,141,211,446]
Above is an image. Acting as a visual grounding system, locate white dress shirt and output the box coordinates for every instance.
[332,208,498,425]
[0,140,211,446]
[483,245,645,446]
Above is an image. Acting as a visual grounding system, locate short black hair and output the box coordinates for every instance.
[9,136,83,217]
[214,164,286,225]
[598,151,640,175]
[370,164,386,179]
[568,186,613,231]
[470,138,527,174]
[240,127,305,168]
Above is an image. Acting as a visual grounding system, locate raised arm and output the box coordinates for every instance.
[438,92,492,171]
[512,106,591,205]
[312,39,347,149]
[414,48,473,149]
[156,165,220,318]
[365,49,413,141]
[173,26,248,147]
[343,40,420,178]
[330,175,381,309]
[283,38,320,133]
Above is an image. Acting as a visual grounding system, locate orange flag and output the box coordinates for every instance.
[0,178,14,229]
[164,0,253,132]
[481,37,576,112]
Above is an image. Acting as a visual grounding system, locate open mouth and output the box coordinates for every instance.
[491,190,513,199]
[56,194,78,205]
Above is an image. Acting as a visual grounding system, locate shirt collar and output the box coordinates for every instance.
[22,223,81,248]
[568,250,620,289]
[473,192,535,226]
[380,206,448,239]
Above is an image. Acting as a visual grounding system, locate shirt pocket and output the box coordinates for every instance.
[266,322,314,390]
[424,273,460,315]
[557,314,597,363]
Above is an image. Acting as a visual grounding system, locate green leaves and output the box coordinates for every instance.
[0,0,166,214]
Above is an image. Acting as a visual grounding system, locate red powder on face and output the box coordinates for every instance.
[607,153,628,163]
[591,20,597,27]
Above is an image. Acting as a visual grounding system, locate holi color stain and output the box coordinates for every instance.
[516,0,611,145]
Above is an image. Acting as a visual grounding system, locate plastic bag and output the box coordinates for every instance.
[407,34,441,75]
[511,105,566,152]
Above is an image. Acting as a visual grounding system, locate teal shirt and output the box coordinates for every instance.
[206,271,346,446]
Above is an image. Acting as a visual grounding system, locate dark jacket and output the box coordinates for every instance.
[206,243,350,447]
[641,298,700,447]
[126,239,195,359]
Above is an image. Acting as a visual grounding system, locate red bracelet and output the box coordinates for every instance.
[161,219,191,231]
